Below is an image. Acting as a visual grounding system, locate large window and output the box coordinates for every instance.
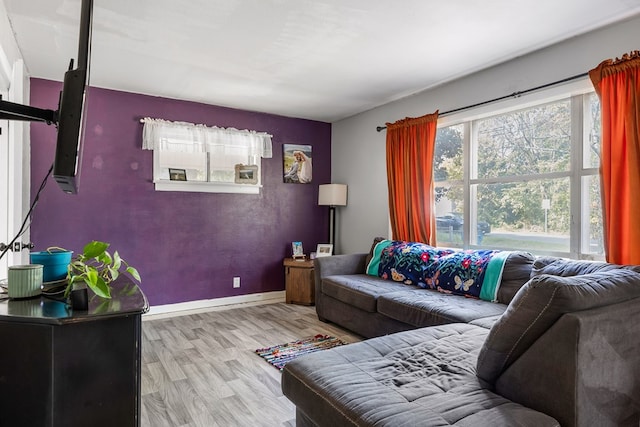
[434,91,603,259]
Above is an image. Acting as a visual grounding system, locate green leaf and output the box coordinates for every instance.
[113,251,122,270]
[85,268,99,287]
[126,266,141,283]
[87,276,111,299]
[83,241,109,258]
[108,267,120,281]
[97,250,113,265]
[69,274,85,284]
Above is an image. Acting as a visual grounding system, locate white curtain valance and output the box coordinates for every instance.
[141,117,273,158]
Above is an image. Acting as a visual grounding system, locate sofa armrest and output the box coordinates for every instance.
[494,297,640,427]
[314,253,368,322]
[477,269,640,384]
[314,253,368,280]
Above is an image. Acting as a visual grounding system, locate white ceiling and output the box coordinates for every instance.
[4,0,640,122]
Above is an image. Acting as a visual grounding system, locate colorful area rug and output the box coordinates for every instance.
[255,334,347,370]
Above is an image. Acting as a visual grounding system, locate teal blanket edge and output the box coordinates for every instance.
[479,250,510,302]
[366,240,393,276]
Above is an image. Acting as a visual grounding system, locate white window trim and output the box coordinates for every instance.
[3,59,29,267]
[152,180,262,194]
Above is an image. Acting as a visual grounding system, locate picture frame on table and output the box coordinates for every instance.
[169,168,187,181]
[235,164,259,184]
[292,241,305,259]
[316,244,333,257]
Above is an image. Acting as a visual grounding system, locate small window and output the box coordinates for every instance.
[142,118,272,194]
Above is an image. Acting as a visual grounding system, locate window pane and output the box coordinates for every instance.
[476,100,571,178]
[474,178,570,252]
[583,175,604,255]
[210,152,258,183]
[434,124,464,183]
[435,185,464,247]
[585,93,601,169]
[158,151,206,181]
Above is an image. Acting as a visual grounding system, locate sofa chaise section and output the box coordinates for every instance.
[282,324,559,426]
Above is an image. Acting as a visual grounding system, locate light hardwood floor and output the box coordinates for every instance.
[141,302,362,427]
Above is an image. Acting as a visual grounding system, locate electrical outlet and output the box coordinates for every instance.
[233,277,240,288]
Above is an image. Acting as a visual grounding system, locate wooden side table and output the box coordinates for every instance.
[284,257,315,305]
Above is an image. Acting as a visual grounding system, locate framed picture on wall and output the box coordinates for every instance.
[316,244,333,257]
[283,144,312,184]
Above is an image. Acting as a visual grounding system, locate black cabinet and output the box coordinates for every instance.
[0,281,148,427]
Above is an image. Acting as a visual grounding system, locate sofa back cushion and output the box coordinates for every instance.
[532,256,640,277]
[496,251,536,304]
[476,268,640,385]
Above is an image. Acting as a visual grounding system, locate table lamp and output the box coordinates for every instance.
[318,184,348,250]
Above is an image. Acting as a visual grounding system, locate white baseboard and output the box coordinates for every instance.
[143,290,286,321]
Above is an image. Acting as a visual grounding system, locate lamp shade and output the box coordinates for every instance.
[318,184,347,206]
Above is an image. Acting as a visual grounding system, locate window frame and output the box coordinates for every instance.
[433,78,602,260]
[151,149,263,194]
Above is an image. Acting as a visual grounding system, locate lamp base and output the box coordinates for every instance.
[328,206,336,248]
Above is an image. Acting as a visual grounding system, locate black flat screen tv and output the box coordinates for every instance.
[52,0,93,194]
[0,0,93,194]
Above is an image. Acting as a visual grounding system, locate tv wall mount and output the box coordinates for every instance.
[0,95,58,125]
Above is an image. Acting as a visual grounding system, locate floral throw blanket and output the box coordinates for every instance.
[366,240,510,301]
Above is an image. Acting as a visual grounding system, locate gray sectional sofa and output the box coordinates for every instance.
[281,244,640,426]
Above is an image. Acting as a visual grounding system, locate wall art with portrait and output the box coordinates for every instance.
[283,144,312,184]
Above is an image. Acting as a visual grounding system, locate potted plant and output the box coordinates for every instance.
[64,240,141,305]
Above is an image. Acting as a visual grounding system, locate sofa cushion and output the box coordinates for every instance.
[532,256,640,277]
[477,268,640,385]
[469,315,503,329]
[378,289,508,327]
[321,274,413,313]
[497,251,536,304]
[282,325,559,426]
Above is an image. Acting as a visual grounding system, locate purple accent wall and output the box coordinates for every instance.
[29,78,331,306]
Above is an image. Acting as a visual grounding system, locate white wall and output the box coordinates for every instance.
[332,14,640,255]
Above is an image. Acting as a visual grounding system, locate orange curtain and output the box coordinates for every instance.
[589,51,640,264]
[385,111,439,244]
